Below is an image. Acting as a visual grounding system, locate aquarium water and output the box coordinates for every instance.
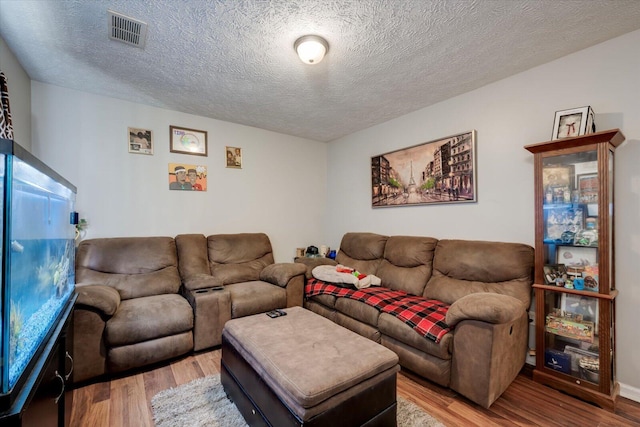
[8,238,75,388]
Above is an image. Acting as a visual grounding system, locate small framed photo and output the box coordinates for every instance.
[128,127,153,155]
[543,264,567,285]
[561,293,598,329]
[226,146,242,169]
[556,245,597,268]
[551,106,595,140]
[542,165,574,190]
[170,126,208,156]
[168,163,207,191]
[577,173,598,203]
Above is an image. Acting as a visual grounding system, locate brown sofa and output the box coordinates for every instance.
[72,233,306,383]
[175,233,307,351]
[297,232,534,408]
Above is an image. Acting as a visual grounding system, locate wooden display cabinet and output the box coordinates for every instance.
[525,129,625,410]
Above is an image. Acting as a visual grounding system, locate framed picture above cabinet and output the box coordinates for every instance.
[551,106,595,140]
[525,129,626,411]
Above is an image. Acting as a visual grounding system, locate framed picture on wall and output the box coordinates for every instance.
[226,146,242,169]
[128,127,153,155]
[170,125,208,156]
[168,163,207,191]
[371,130,477,207]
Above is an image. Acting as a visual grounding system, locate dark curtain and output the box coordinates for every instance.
[0,71,14,140]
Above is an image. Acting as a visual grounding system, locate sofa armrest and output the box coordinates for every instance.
[449,311,529,408]
[446,293,525,327]
[182,273,223,291]
[447,293,529,408]
[259,263,307,308]
[182,287,231,351]
[294,257,337,279]
[76,284,121,317]
[260,263,307,287]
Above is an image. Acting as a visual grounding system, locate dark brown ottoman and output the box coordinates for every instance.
[221,306,400,427]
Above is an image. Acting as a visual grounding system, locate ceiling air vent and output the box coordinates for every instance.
[108,10,148,48]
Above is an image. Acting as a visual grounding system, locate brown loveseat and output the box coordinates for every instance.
[72,233,306,383]
[297,232,534,408]
[175,233,307,351]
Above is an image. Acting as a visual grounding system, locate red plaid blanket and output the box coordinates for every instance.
[305,278,451,343]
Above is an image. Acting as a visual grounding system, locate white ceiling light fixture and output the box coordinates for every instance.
[294,35,329,65]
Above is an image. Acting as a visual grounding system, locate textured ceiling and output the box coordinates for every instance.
[1,1,640,142]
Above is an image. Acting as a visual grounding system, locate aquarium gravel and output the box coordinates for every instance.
[8,290,72,388]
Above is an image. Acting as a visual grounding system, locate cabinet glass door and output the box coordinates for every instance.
[541,149,600,292]
[542,290,600,385]
[540,147,603,386]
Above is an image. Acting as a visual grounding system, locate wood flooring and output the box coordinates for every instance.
[69,349,640,427]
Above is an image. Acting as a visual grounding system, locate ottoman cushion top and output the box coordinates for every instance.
[222,306,399,409]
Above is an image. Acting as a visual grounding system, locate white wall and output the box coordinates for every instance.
[326,30,640,398]
[30,83,327,263]
[0,37,31,148]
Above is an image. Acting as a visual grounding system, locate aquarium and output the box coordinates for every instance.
[0,139,76,401]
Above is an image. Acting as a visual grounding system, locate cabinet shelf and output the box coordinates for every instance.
[542,240,598,248]
[525,129,624,411]
[532,284,617,300]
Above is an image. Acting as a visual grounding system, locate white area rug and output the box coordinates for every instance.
[152,374,444,427]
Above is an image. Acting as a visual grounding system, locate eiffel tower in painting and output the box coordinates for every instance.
[408,160,417,186]
[407,160,417,193]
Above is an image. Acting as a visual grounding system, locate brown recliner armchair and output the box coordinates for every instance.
[72,237,194,383]
[175,233,307,351]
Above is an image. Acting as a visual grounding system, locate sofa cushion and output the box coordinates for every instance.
[175,234,211,281]
[378,313,452,360]
[377,236,437,296]
[76,237,181,300]
[381,334,451,387]
[105,294,193,347]
[334,311,381,343]
[424,239,534,306]
[334,298,381,327]
[208,233,275,285]
[304,299,337,321]
[306,280,450,343]
[108,332,193,373]
[226,280,286,318]
[307,293,337,308]
[336,232,388,275]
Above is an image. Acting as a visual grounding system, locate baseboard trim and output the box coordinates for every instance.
[620,382,640,403]
[521,364,639,404]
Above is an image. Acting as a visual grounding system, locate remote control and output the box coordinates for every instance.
[266,310,279,318]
